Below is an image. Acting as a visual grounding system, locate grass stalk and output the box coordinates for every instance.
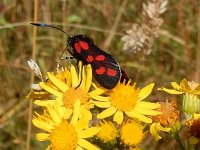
[26,0,38,149]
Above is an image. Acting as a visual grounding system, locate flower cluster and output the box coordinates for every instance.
[27,60,200,149]
[158,79,200,115]
[121,0,168,55]
[158,79,200,148]
[186,113,200,147]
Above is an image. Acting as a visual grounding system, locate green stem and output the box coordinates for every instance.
[174,132,185,150]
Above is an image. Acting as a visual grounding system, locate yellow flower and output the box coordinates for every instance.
[186,113,200,146]
[33,100,100,150]
[158,79,200,95]
[96,120,117,143]
[33,62,106,120]
[94,81,161,124]
[158,79,200,114]
[120,120,144,146]
[150,100,180,140]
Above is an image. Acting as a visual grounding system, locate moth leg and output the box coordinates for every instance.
[57,45,68,70]
[56,45,74,70]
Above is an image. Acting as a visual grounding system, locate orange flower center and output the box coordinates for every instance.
[109,82,139,111]
[62,87,89,109]
[50,121,78,150]
[152,100,179,127]
[120,120,143,146]
[97,121,117,143]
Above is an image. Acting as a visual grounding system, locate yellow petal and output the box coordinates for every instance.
[32,118,53,132]
[71,65,79,87]
[63,109,73,119]
[171,82,181,90]
[77,145,84,150]
[136,101,160,109]
[180,79,191,91]
[158,87,184,94]
[113,110,124,124]
[85,65,92,92]
[189,136,199,145]
[46,105,61,126]
[79,127,99,139]
[39,82,62,98]
[97,106,117,119]
[125,110,152,123]
[138,83,154,101]
[80,107,92,119]
[34,100,55,106]
[47,72,69,92]
[54,100,66,119]
[193,85,200,94]
[71,99,80,126]
[36,133,50,141]
[46,145,51,150]
[89,87,105,96]
[193,113,200,119]
[134,107,162,116]
[90,95,109,102]
[76,109,92,130]
[78,139,100,150]
[150,123,161,141]
[156,122,171,132]
[63,70,72,86]
[78,61,83,83]
[26,91,50,99]
[56,97,63,104]
[80,66,86,90]
[92,101,111,108]
[76,118,89,132]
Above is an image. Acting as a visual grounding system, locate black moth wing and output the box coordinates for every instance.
[68,35,121,89]
[87,44,121,89]
[68,35,92,64]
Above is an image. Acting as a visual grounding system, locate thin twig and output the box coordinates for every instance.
[62,0,67,50]
[195,9,200,82]
[26,0,38,149]
[0,22,123,36]
[0,37,7,63]
[174,132,185,150]
[0,22,185,47]
[159,29,185,45]
[0,63,30,71]
[103,0,127,50]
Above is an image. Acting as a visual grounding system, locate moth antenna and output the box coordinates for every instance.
[30,23,70,37]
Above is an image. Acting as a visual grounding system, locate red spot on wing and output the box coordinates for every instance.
[107,68,117,76]
[74,43,81,53]
[79,41,89,50]
[95,55,105,61]
[86,55,94,62]
[95,67,105,75]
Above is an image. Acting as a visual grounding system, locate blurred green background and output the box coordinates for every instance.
[0,0,199,149]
